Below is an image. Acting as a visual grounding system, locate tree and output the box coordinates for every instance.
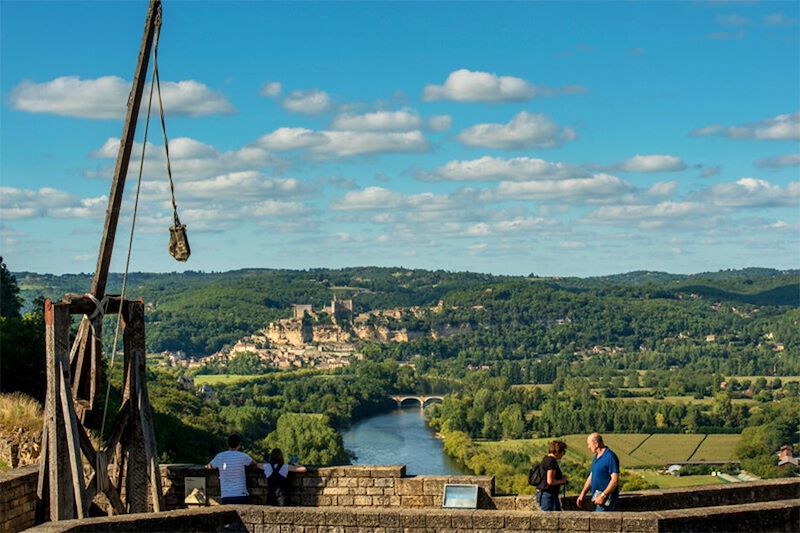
[262,413,350,466]
[1,258,22,318]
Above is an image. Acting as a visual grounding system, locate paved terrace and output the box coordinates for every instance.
[2,464,799,532]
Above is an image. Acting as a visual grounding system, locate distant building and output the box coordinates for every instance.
[778,445,798,468]
[330,297,353,324]
[292,304,314,320]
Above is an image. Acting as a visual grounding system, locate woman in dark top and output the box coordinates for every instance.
[538,440,568,511]
[263,448,307,506]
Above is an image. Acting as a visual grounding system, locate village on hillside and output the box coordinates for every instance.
[165,298,474,372]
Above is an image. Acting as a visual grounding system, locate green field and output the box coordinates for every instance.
[478,433,740,469]
[689,434,740,462]
[633,470,724,489]
[193,374,272,386]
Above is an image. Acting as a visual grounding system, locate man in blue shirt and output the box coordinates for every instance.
[577,432,620,511]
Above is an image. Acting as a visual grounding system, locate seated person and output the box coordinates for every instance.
[263,448,307,506]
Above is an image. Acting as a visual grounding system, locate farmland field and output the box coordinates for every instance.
[632,470,724,489]
[689,434,740,462]
[478,433,740,469]
[193,374,271,386]
[633,434,706,464]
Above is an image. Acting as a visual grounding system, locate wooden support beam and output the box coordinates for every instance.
[91,0,161,300]
[57,356,86,519]
[122,300,149,513]
[44,301,77,520]
[63,294,125,316]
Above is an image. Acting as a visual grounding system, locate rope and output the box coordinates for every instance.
[100,4,163,439]
[152,19,181,228]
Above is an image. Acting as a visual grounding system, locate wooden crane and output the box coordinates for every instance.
[38,0,165,520]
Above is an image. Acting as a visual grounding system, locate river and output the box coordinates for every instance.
[341,406,467,475]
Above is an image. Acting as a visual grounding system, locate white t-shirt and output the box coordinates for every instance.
[263,463,289,479]
[210,450,254,498]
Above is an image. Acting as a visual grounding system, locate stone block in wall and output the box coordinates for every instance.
[372,495,390,506]
[324,509,359,526]
[530,512,559,532]
[356,477,374,487]
[396,477,423,495]
[515,496,538,511]
[354,509,382,527]
[472,510,505,529]
[504,513,531,530]
[589,513,623,532]
[424,511,451,529]
[337,495,354,506]
[302,477,326,488]
[449,510,474,529]
[620,512,659,533]
[400,495,427,507]
[558,512,591,531]
[398,509,427,528]
[353,495,372,506]
[294,508,327,526]
[492,496,516,510]
[373,477,393,488]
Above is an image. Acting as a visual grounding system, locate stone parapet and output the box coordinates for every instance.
[161,464,499,510]
[25,500,800,533]
[0,464,39,533]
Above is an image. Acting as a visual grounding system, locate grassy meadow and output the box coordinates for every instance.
[477,433,741,468]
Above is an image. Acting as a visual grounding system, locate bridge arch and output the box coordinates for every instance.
[388,394,444,409]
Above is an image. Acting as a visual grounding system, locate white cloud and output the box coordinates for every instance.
[242,200,308,217]
[763,13,798,27]
[425,156,584,182]
[257,128,428,158]
[458,111,576,150]
[331,187,405,211]
[141,172,307,202]
[756,153,800,169]
[464,217,549,237]
[0,187,106,220]
[702,178,800,208]
[716,13,749,26]
[586,202,707,223]
[699,166,722,178]
[690,112,800,141]
[427,115,452,132]
[10,76,233,119]
[647,181,678,197]
[258,128,328,151]
[493,173,633,201]
[619,155,687,173]
[422,69,538,102]
[91,136,278,180]
[260,82,282,97]
[283,89,332,114]
[331,109,421,131]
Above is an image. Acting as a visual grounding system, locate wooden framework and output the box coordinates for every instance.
[38,298,164,520]
[37,1,165,521]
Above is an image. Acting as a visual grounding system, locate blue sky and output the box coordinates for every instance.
[1,1,798,277]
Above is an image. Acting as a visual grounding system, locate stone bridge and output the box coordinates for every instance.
[389,394,444,408]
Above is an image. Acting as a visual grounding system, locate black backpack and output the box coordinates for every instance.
[528,459,546,489]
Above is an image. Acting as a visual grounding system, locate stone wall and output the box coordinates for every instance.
[25,500,800,533]
[5,464,800,533]
[161,465,511,510]
[0,464,39,533]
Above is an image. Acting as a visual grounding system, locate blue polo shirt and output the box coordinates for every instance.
[591,447,620,505]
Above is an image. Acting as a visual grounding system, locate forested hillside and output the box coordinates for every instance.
[14,267,799,358]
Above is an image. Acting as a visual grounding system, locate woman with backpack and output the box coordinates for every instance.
[263,448,307,506]
[535,440,568,511]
